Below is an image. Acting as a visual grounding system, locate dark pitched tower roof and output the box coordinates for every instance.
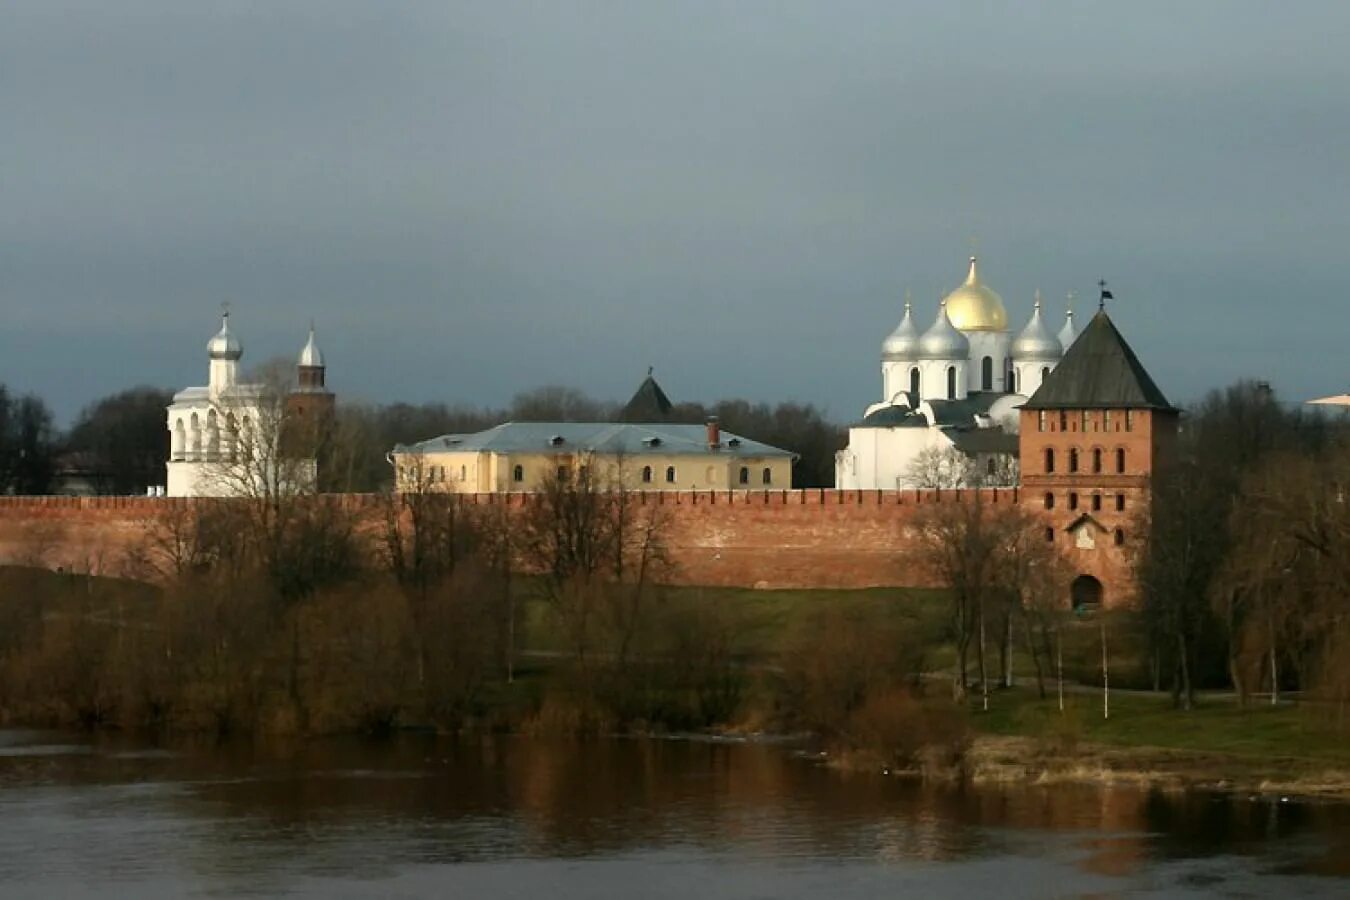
[1023,310,1175,410]
[619,372,674,422]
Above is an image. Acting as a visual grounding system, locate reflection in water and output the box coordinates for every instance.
[0,730,1347,898]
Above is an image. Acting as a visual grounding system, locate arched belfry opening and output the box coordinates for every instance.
[1070,574,1103,612]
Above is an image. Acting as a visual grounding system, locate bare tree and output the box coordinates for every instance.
[906,445,976,490]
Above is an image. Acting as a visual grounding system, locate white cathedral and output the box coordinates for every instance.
[835,257,1079,490]
[166,313,330,498]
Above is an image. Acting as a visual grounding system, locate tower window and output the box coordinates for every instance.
[1104,410,1114,431]
[1116,493,1125,511]
[1059,411,1067,431]
[762,467,772,485]
[981,356,993,391]
[642,465,653,483]
[1069,492,1079,510]
[665,466,676,483]
[909,367,920,395]
[1116,448,1126,473]
[738,466,748,485]
[1125,410,1135,432]
[946,366,957,400]
[1092,494,1102,511]
[1045,527,1055,543]
[1114,528,1125,546]
[1044,492,1055,510]
[1044,448,1055,474]
[1069,448,1080,473]
[1092,448,1103,474]
[1038,411,1047,433]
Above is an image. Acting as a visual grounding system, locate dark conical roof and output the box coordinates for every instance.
[1023,310,1175,411]
[619,373,674,422]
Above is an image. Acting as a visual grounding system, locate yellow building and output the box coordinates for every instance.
[391,419,796,493]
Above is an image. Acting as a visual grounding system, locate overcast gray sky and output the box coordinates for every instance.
[4,1,1349,422]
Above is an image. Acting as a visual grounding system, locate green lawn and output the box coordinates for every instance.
[973,685,1350,766]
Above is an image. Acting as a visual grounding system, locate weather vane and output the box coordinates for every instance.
[1098,279,1114,311]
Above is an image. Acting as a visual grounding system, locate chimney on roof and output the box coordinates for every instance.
[706,416,721,450]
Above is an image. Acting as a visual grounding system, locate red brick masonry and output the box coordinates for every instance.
[0,488,1131,601]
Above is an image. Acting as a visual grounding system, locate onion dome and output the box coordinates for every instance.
[919,298,971,359]
[881,292,922,361]
[942,256,1008,332]
[1011,291,1063,360]
[1058,300,1079,348]
[206,312,243,361]
[298,325,324,368]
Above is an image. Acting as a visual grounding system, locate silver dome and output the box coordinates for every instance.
[206,313,243,361]
[298,326,324,368]
[881,295,921,361]
[918,299,970,359]
[1011,292,1063,360]
[1058,305,1079,349]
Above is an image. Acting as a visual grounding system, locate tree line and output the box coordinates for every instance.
[3,378,846,495]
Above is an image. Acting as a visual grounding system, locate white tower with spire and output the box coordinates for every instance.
[166,314,329,497]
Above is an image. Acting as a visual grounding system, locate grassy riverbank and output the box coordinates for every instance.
[963,687,1350,797]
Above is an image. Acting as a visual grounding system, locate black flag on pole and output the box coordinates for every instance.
[1100,289,1113,300]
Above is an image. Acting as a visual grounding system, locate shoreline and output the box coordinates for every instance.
[956,735,1350,801]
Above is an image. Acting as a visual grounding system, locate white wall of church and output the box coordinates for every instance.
[966,331,1012,392]
[836,426,956,490]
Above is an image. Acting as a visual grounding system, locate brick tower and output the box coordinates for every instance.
[1018,306,1178,609]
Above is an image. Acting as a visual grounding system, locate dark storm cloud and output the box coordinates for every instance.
[3,1,1349,421]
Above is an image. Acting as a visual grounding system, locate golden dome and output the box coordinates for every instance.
[943,257,1008,332]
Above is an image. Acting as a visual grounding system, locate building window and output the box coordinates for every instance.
[986,458,996,476]
[1038,411,1047,432]
[1044,448,1055,474]
[909,368,920,395]
[1114,528,1125,546]
[1045,527,1055,543]
[460,465,467,482]
[946,366,957,400]
[738,467,748,485]
[512,464,524,482]
[1116,493,1125,511]
[762,467,772,485]
[1092,448,1103,473]
[1092,494,1102,511]
[1069,448,1079,473]
[642,465,653,483]
[1044,492,1055,510]
[665,466,676,483]
[1069,492,1079,510]
[1059,411,1068,431]
[981,356,993,391]
[1116,448,1126,473]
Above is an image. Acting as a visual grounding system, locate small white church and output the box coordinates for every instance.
[166,313,330,498]
[835,257,1079,490]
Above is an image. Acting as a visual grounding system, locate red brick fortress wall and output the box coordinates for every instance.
[0,487,1131,600]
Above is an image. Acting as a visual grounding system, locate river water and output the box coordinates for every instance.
[1,729,1348,898]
